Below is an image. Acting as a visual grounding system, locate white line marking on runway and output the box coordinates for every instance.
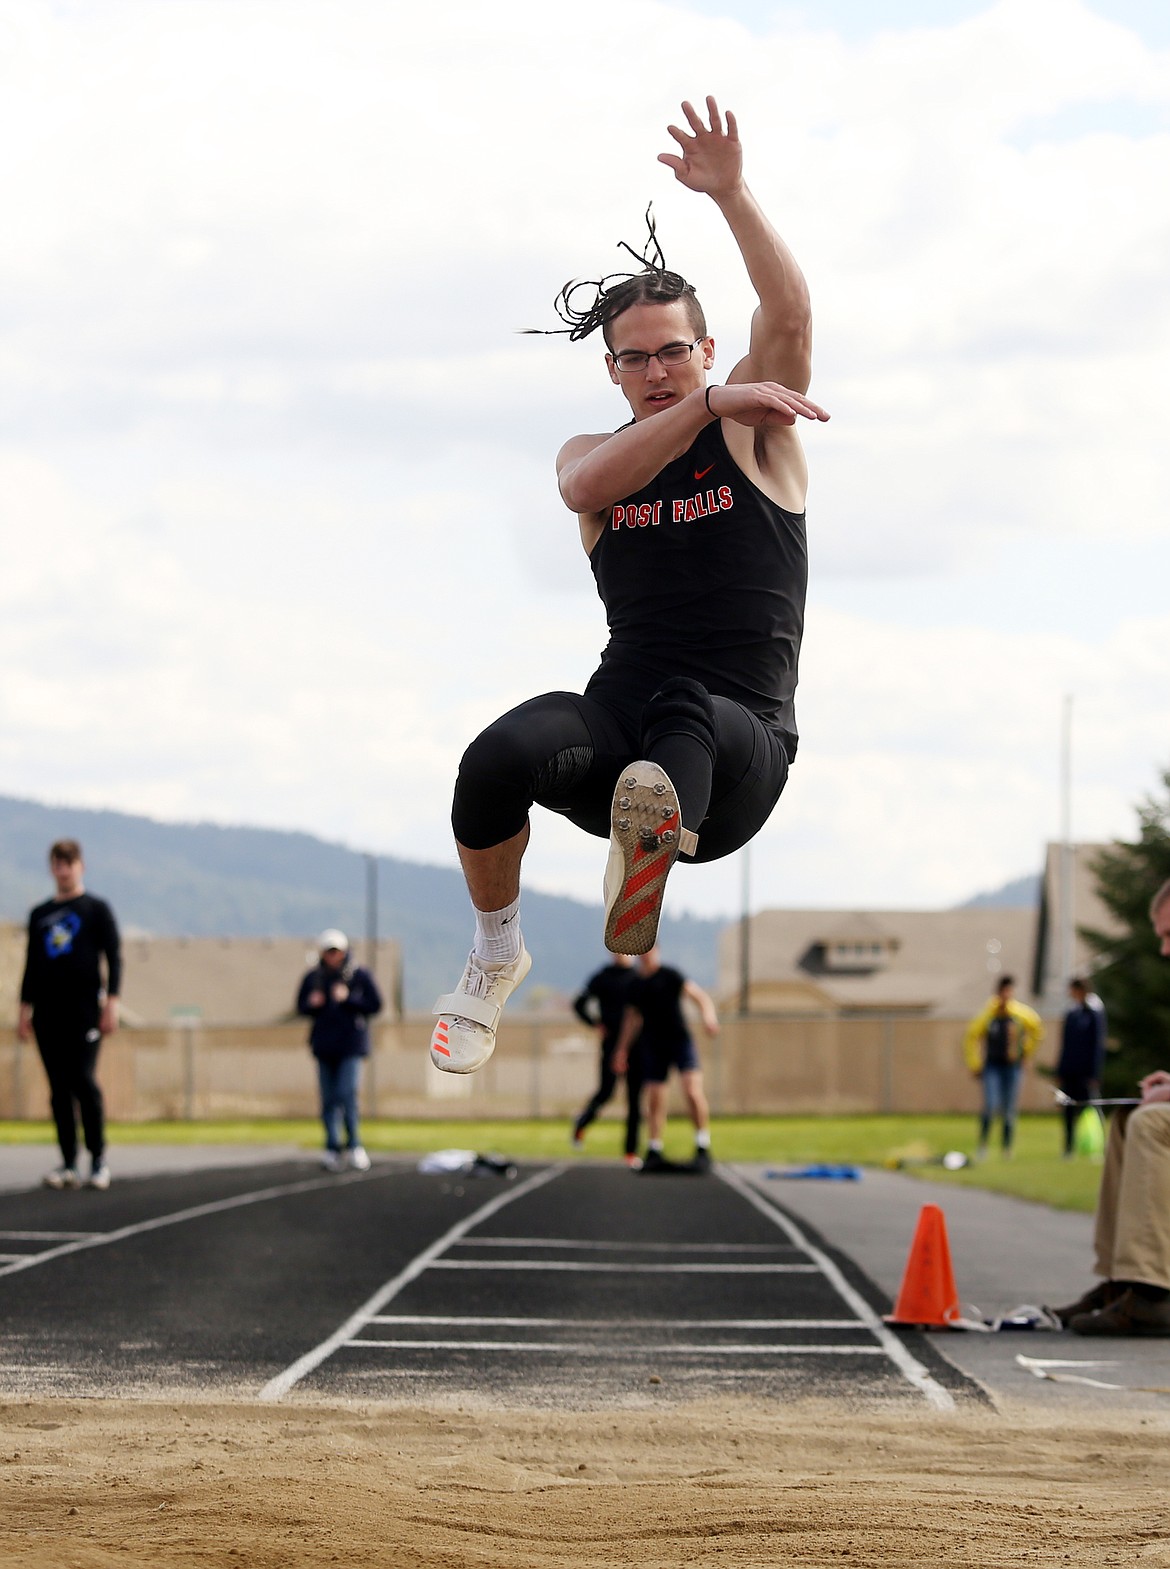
[368,1316,861,1328]
[257,1164,565,1402]
[456,1237,792,1253]
[344,1340,887,1356]
[0,1169,392,1280]
[717,1165,956,1411]
[428,1259,817,1272]
[0,1231,101,1241]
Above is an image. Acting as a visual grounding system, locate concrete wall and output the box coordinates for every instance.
[0,1011,1062,1123]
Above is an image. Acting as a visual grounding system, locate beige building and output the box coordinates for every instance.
[717,906,1036,1020]
[0,923,23,1034]
[116,935,401,1027]
[1031,841,1118,1010]
[717,841,1124,1022]
[0,926,400,1028]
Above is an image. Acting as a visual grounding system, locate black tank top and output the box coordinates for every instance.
[586,420,806,748]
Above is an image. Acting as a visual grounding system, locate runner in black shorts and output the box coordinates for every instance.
[430,95,828,1075]
[612,946,719,1172]
[570,952,641,1162]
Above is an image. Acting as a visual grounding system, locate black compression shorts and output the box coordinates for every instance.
[451,684,790,865]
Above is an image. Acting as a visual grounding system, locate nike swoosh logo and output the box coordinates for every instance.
[694,464,715,481]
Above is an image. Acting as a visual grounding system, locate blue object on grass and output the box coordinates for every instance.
[765,1163,862,1181]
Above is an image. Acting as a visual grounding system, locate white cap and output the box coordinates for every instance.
[317,928,348,953]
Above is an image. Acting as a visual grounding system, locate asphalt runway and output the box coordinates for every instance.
[0,1157,975,1411]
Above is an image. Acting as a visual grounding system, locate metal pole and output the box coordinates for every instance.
[882,1016,894,1114]
[14,1035,25,1119]
[530,1022,541,1120]
[365,853,378,976]
[364,853,378,1116]
[1059,694,1074,989]
[183,1022,196,1120]
[738,844,751,1017]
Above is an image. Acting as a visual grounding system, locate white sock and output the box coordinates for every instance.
[473,895,522,964]
[648,1139,664,1153]
[695,1129,711,1150]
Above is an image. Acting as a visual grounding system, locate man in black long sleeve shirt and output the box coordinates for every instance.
[570,952,640,1161]
[18,839,121,1189]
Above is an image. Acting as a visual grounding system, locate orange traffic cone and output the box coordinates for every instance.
[883,1203,961,1329]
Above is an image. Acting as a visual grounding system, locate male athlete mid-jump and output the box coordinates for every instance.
[431,96,828,1074]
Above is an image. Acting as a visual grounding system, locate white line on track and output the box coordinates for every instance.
[0,1231,100,1241]
[368,1316,860,1328]
[455,1237,792,1253]
[257,1164,566,1402]
[717,1165,956,1411]
[345,1340,887,1356]
[428,1259,818,1272]
[0,1169,391,1280]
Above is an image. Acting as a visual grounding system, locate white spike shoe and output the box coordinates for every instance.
[430,942,532,1074]
[603,762,698,955]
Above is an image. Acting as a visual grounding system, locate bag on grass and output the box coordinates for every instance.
[1073,1106,1105,1159]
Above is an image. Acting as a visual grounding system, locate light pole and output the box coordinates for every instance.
[738,843,751,1017]
[364,852,379,1118]
[364,852,378,976]
[1059,694,1074,992]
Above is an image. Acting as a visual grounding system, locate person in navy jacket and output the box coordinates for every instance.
[1057,977,1108,1156]
[297,930,382,1171]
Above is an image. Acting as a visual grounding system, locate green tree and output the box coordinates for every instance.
[1083,768,1170,1093]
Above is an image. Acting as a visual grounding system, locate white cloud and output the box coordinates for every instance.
[1,0,1168,921]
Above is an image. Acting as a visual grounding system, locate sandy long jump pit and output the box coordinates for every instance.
[3,1157,1169,1564]
[2,1393,1169,1568]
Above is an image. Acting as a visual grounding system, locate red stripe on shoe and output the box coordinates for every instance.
[432,1042,451,1057]
[613,890,667,939]
[622,847,673,900]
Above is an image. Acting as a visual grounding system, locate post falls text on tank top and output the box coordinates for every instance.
[586,419,806,751]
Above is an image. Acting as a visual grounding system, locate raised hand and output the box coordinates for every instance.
[707,381,829,430]
[659,96,743,199]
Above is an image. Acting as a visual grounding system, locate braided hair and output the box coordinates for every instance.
[525,206,706,350]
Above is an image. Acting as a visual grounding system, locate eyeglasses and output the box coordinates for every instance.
[610,338,705,374]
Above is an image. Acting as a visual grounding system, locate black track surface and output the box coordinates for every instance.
[0,1159,980,1408]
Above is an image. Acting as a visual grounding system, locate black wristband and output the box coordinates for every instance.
[704,384,716,418]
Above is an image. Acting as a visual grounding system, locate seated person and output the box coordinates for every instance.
[1051,881,1170,1337]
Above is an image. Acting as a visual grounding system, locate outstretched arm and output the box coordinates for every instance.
[659,96,812,393]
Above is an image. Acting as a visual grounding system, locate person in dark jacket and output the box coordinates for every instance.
[17,838,121,1191]
[570,952,640,1162]
[1057,977,1108,1156]
[297,930,382,1171]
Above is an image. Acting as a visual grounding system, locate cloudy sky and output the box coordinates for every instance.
[2,0,1168,924]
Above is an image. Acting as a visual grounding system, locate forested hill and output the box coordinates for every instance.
[0,795,723,1010]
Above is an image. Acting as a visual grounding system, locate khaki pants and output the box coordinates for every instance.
[1094,1103,1170,1290]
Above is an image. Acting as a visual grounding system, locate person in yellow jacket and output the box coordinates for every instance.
[963,975,1044,1157]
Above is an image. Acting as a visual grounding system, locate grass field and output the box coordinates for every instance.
[0,1112,1104,1212]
